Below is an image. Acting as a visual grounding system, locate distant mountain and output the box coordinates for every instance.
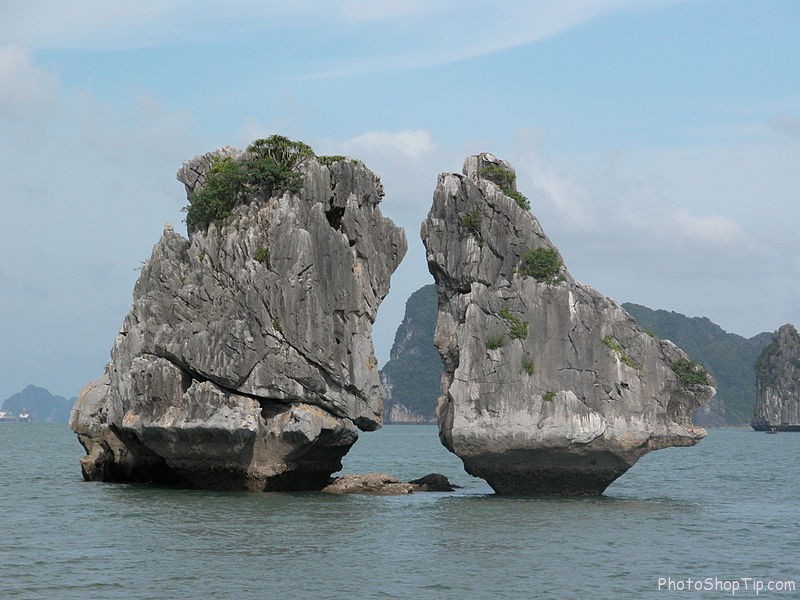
[1,385,75,423]
[622,303,772,426]
[380,284,440,423]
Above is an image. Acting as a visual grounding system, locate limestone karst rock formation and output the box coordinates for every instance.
[420,152,715,496]
[752,324,800,431]
[70,143,406,490]
[379,284,439,423]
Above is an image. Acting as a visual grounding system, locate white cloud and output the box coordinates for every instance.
[0,45,57,119]
[672,209,744,246]
[517,152,595,230]
[342,129,435,161]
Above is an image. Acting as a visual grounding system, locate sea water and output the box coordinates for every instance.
[0,425,797,599]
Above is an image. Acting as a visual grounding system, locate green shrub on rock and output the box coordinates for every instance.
[478,163,530,211]
[461,212,482,234]
[243,135,313,197]
[479,164,516,189]
[672,358,710,386]
[318,155,348,167]
[522,355,535,375]
[487,335,505,350]
[184,135,317,231]
[506,189,531,211]
[247,135,314,171]
[254,246,270,264]
[602,335,637,369]
[184,156,245,230]
[518,247,562,283]
[499,308,529,339]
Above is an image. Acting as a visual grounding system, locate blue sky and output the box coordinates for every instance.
[1,0,799,400]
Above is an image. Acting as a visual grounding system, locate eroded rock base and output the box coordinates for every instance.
[463,451,633,496]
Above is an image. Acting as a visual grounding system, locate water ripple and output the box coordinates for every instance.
[1,426,798,599]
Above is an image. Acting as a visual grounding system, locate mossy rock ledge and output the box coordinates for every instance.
[70,144,406,490]
[420,152,715,496]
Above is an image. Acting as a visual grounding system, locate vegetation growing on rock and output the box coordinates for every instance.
[318,155,359,167]
[486,335,505,350]
[184,135,323,231]
[242,135,312,197]
[317,154,347,166]
[602,335,637,369]
[254,247,270,264]
[499,308,529,339]
[522,355,535,376]
[460,212,482,235]
[184,156,245,229]
[672,358,710,386]
[518,247,563,283]
[478,163,530,210]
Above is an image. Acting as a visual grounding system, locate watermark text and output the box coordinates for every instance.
[658,576,796,595]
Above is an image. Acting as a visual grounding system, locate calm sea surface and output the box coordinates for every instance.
[0,424,797,599]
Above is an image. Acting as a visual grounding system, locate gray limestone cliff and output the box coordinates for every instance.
[752,324,800,431]
[70,147,406,490]
[420,152,715,496]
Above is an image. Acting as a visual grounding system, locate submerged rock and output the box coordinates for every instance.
[322,472,457,495]
[752,324,800,431]
[420,152,715,496]
[71,147,406,490]
[407,473,459,492]
[322,473,415,495]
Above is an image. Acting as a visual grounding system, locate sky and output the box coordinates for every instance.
[1,0,798,401]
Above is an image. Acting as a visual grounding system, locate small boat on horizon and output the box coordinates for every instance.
[18,410,31,422]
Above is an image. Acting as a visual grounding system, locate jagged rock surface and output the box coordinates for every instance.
[70,150,406,490]
[752,324,800,431]
[420,152,715,496]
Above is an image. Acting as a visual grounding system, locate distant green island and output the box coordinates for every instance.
[1,385,75,423]
[380,285,439,423]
